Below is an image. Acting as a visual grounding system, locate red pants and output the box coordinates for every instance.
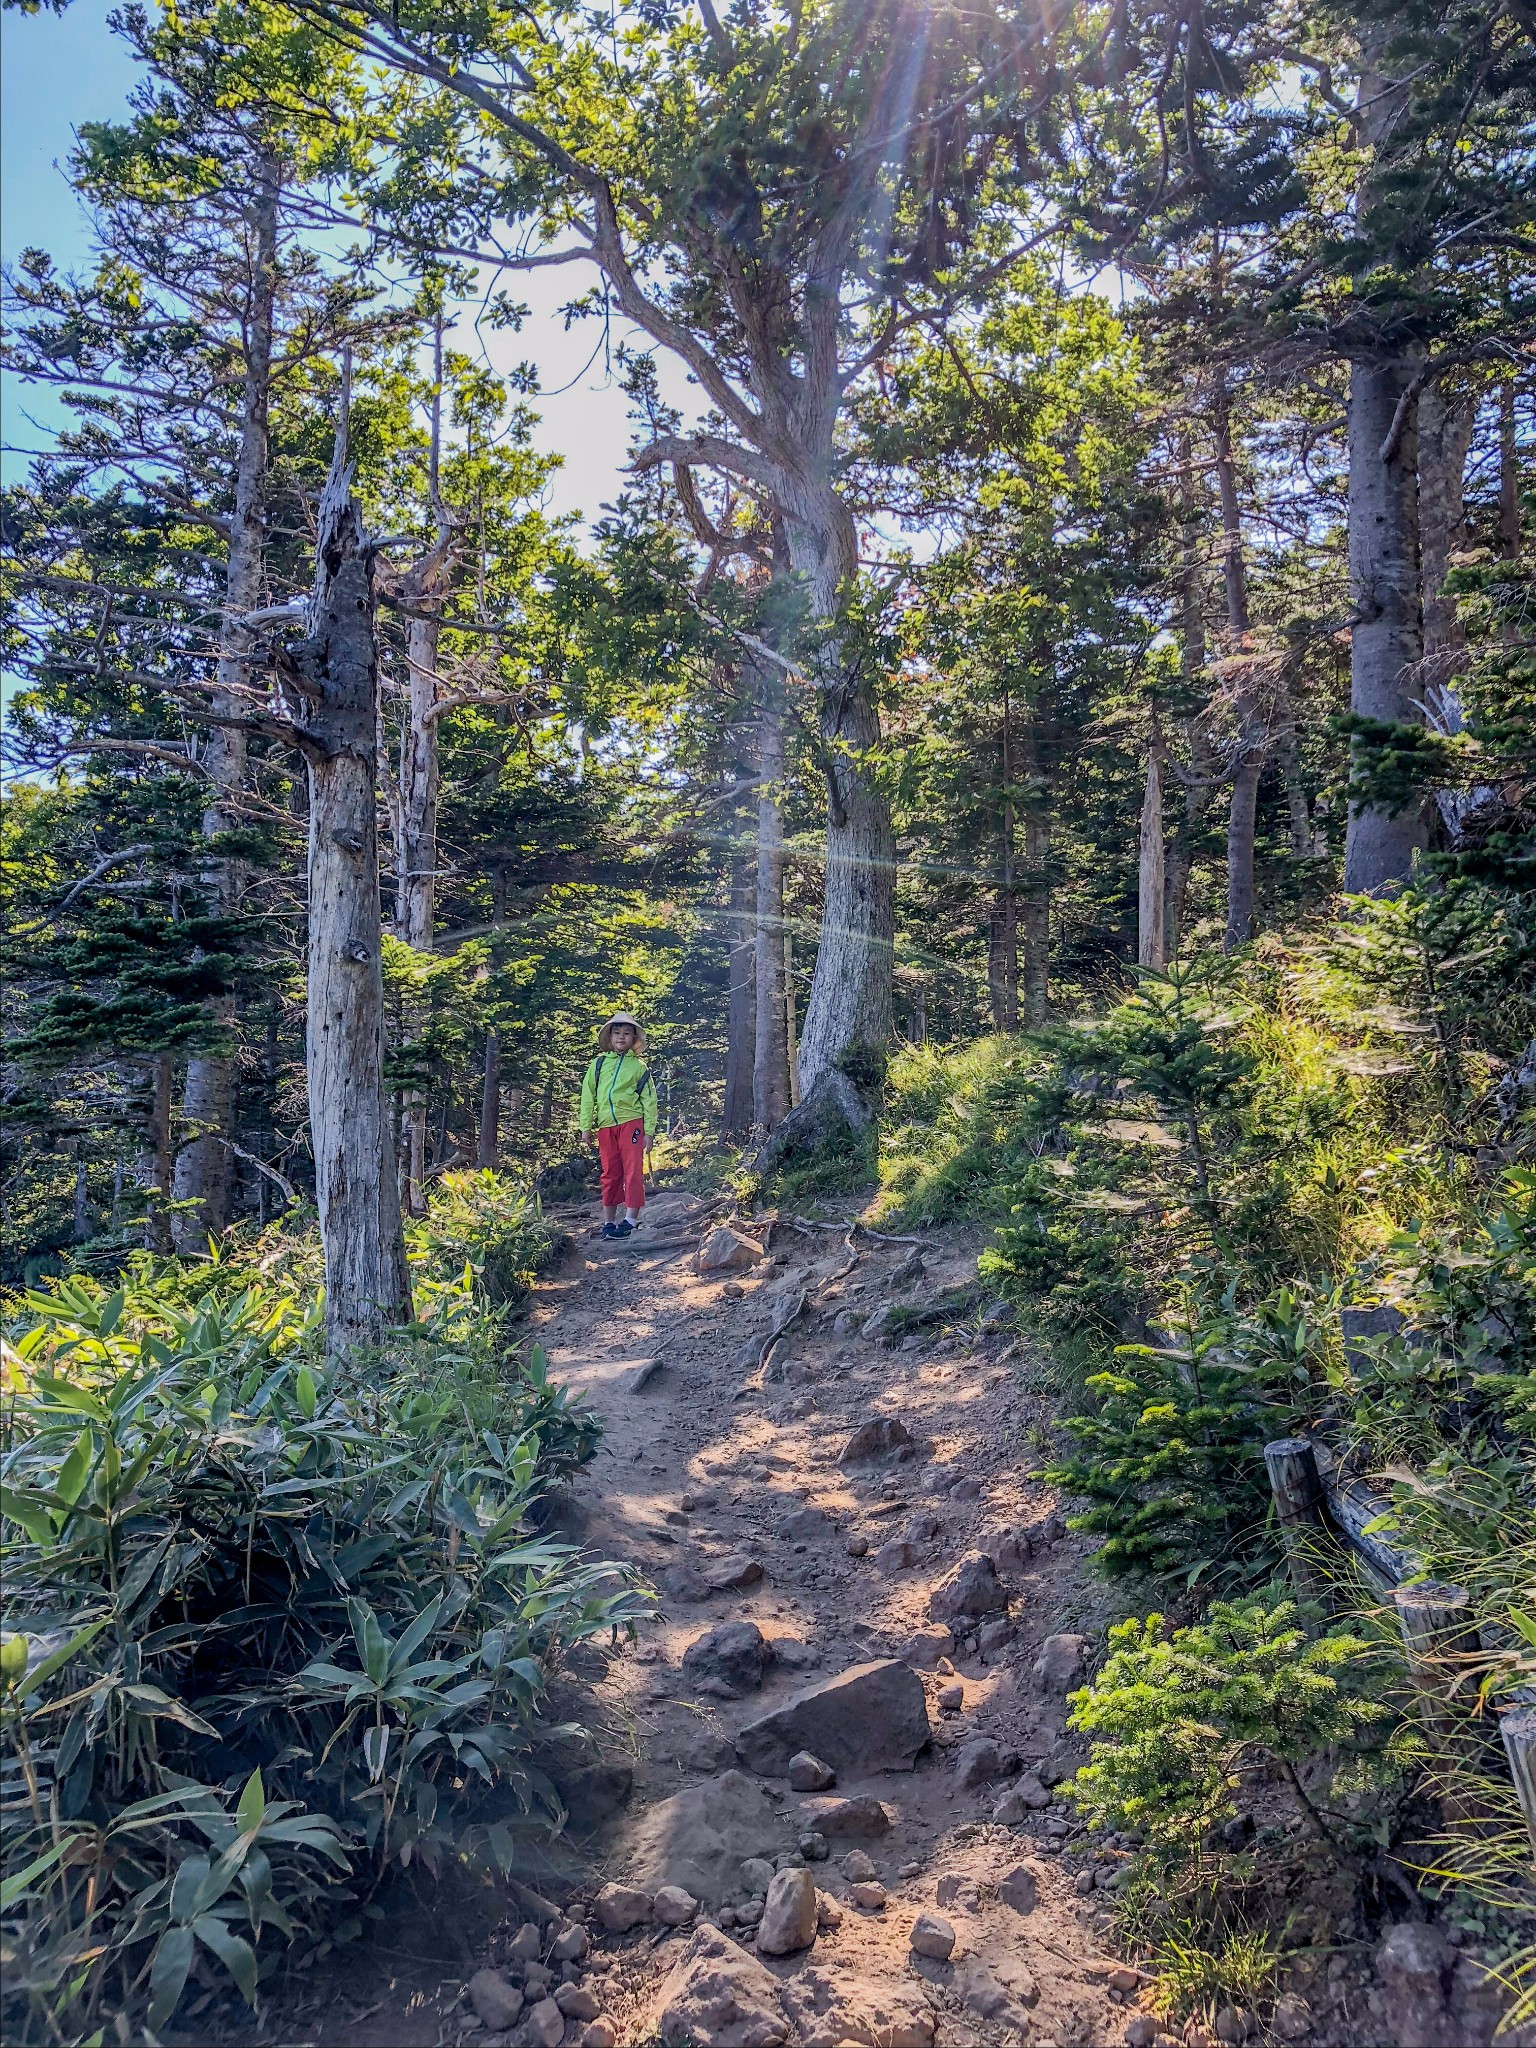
[597,1119,646,1210]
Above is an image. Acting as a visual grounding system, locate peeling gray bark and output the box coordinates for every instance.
[782,489,894,1103]
[173,162,280,1247]
[753,665,791,1133]
[1212,372,1262,954]
[722,846,756,1136]
[1343,37,1428,895]
[289,410,412,1353]
[1139,731,1167,971]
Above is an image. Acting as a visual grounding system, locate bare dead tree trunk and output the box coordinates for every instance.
[781,488,894,1114]
[477,1029,501,1169]
[142,1052,173,1255]
[1499,379,1521,558]
[995,686,1019,1030]
[289,378,412,1353]
[1019,807,1051,1028]
[1139,722,1167,970]
[173,161,280,1248]
[1166,429,1213,955]
[1343,37,1427,895]
[1211,371,1262,953]
[723,842,757,1136]
[393,322,457,1215]
[753,662,792,1133]
[1419,380,1475,668]
[1275,684,1313,857]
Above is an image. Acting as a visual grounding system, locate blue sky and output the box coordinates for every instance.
[0,0,683,527]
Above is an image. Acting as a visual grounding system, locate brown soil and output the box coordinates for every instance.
[244,1185,1151,2048]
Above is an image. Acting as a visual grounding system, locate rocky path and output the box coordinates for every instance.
[459,1187,1149,2048]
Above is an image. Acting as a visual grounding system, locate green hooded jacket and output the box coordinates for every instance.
[579,1048,658,1137]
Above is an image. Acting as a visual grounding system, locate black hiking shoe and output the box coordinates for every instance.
[613,1219,634,1238]
[600,1222,618,1240]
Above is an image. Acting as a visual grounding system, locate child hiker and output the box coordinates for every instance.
[578,1013,658,1238]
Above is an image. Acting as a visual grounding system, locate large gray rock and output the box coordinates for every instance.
[651,1924,789,2047]
[1031,1633,1087,1691]
[954,1738,1003,1789]
[621,1771,786,1906]
[736,1660,931,1776]
[928,1550,1009,1622]
[469,1971,524,2031]
[1374,1923,1455,2048]
[517,1996,566,2048]
[682,1622,775,1698]
[755,1867,818,1956]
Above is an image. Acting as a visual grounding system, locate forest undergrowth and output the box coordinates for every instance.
[877,899,1536,2032]
[0,1172,647,2048]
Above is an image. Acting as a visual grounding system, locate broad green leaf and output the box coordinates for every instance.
[147,1923,196,2031]
[0,1833,78,1910]
[235,1767,266,1835]
[193,1916,258,2006]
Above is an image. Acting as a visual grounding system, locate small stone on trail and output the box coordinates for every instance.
[1013,1774,1052,1810]
[696,1225,764,1274]
[595,1882,653,1932]
[842,1850,877,1882]
[654,1885,701,1925]
[509,1923,543,1961]
[948,1476,982,1502]
[816,1894,843,1931]
[954,1738,1003,1788]
[1031,1633,1087,1691]
[662,1561,711,1604]
[523,1962,554,1993]
[756,1866,819,1955]
[928,1550,1010,1623]
[937,1681,965,1713]
[705,1553,765,1592]
[849,1881,888,1911]
[682,1620,775,1697]
[991,1789,1027,1824]
[787,1751,836,1791]
[875,1537,921,1570]
[1269,1996,1314,2041]
[583,2024,617,2048]
[998,1864,1042,1915]
[838,1416,916,1464]
[799,1830,830,1861]
[977,1617,1014,1655]
[469,1971,524,2031]
[518,1995,565,2048]
[800,1794,894,1837]
[740,1857,775,1895]
[551,1923,590,1962]
[845,1533,869,1556]
[776,1504,833,1543]
[936,1874,981,1913]
[898,1624,955,1668]
[554,1985,601,2021]
[1124,2019,1158,2048]
[909,1912,956,1961]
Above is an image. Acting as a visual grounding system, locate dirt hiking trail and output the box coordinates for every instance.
[305,1189,1169,2048]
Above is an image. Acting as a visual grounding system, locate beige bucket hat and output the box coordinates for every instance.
[596,1012,647,1053]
